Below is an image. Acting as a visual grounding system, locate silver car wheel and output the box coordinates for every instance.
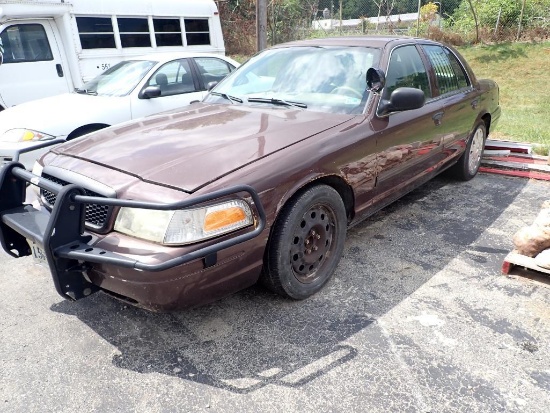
[468,127,485,175]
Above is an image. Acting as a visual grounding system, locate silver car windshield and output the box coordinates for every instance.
[78,60,156,97]
[206,46,381,114]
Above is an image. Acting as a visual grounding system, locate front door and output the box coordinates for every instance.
[131,58,204,119]
[0,20,71,108]
[372,44,445,197]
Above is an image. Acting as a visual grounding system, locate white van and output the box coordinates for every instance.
[0,0,225,110]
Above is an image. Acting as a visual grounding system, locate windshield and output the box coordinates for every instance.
[205,46,380,114]
[79,60,156,97]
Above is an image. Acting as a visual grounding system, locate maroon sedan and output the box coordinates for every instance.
[0,37,500,311]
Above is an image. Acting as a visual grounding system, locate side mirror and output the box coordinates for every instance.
[366,67,385,92]
[206,81,218,91]
[140,85,162,99]
[378,87,425,116]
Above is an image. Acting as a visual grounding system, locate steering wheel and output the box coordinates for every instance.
[330,86,363,99]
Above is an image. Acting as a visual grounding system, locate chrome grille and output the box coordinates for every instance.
[41,173,110,228]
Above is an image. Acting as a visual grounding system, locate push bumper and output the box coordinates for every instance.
[0,161,266,305]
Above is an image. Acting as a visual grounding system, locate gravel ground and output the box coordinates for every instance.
[1,172,549,413]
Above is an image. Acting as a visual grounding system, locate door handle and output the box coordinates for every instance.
[432,111,444,126]
[56,64,64,77]
[471,98,479,109]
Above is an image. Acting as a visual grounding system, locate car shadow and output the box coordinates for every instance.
[50,173,535,394]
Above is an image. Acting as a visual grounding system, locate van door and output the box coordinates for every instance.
[0,20,71,107]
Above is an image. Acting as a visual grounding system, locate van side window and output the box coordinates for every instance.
[0,24,53,63]
[184,19,210,45]
[118,18,151,48]
[77,17,116,49]
[153,19,183,47]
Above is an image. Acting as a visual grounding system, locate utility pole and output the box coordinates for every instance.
[339,0,343,34]
[257,0,268,51]
[416,0,421,36]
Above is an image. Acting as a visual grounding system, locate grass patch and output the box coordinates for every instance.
[458,42,550,155]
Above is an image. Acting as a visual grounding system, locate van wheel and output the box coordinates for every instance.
[262,185,347,299]
[449,122,487,181]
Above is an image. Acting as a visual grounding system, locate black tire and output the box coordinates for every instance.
[262,185,347,299]
[449,122,487,181]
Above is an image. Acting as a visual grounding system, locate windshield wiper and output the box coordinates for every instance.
[247,97,307,109]
[74,88,98,96]
[210,91,243,104]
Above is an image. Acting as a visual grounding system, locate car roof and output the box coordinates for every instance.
[272,35,439,49]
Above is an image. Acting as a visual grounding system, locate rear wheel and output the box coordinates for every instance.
[449,122,486,181]
[262,185,347,299]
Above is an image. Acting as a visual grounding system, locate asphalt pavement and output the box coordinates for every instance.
[1,172,549,413]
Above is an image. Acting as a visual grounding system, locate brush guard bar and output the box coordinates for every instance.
[0,162,266,301]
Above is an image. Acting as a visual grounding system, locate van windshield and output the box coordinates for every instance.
[78,60,156,97]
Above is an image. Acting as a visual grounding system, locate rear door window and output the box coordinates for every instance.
[193,57,234,88]
[422,45,470,95]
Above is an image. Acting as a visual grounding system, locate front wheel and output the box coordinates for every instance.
[449,122,487,181]
[262,185,347,299]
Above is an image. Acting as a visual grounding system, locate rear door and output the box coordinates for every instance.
[372,44,446,197]
[192,56,235,92]
[420,44,479,158]
[0,20,71,107]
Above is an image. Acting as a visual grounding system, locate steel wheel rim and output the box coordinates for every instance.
[289,204,336,284]
[468,128,484,175]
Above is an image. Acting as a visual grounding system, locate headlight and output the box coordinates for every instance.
[114,199,254,245]
[1,128,56,143]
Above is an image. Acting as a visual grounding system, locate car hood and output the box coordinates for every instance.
[52,103,355,192]
[0,93,130,138]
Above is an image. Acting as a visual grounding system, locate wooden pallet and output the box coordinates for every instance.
[502,250,550,276]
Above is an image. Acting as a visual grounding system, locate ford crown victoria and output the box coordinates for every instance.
[0,37,500,311]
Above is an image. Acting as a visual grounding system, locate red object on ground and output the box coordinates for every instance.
[502,259,513,275]
[485,145,530,154]
[485,156,548,165]
[479,167,550,181]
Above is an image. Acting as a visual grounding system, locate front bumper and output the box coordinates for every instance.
[0,162,266,311]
